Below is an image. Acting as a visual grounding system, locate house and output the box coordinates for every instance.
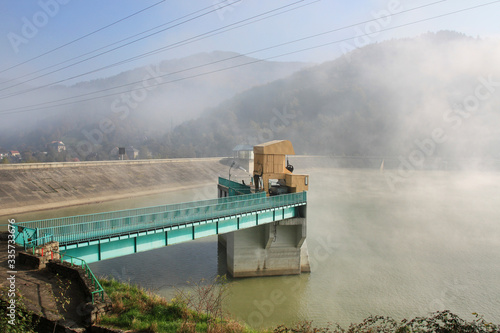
[7,150,21,162]
[110,147,119,157]
[126,147,139,160]
[232,144,254,174]
[110,147,138,160]
[232,144,254,160]
[49,141,66,152]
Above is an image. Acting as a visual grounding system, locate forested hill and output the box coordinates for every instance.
[164,31,500,159]
[0,51,307,159]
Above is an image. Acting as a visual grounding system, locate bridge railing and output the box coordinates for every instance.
[57,252,105,304]
[218,177,252,195]
[9,228,104,304]
[12,225,38,247]
[16,191,267,230]
[36,192,306,245]
[24,234,54,252]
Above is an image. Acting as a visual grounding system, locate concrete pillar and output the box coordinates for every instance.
[218,217,310,277]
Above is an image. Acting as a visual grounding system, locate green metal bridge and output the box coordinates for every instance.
[13,181,307,264]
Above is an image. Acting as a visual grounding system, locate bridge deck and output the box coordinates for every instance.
[15,192,306,247]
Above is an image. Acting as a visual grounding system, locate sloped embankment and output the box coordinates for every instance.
[0,158,228,216]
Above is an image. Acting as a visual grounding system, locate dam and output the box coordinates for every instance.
[0,158,229,217]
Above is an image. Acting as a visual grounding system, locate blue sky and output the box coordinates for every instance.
[0,0,499,84]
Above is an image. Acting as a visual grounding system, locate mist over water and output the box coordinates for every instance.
[48,166,500,329]
[299,168,500,327]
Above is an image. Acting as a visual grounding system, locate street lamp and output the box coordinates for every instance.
[229,161,236,180]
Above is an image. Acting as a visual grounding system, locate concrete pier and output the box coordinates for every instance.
[218,217,310,277]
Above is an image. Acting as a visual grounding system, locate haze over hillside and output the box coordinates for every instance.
[165,31,500,162]
[2,31,500,164]
[0,51,307,158]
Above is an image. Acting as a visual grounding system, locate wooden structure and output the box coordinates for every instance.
[253,140,309,195]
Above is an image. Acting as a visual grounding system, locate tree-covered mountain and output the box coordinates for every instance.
[163,31,500,159]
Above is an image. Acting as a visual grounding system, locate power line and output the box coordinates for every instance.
[0,0,443,108]
[1,0,498,115]
[0,1,228,88]
[74,0,320,82]
[0,0,475,114]
[0,1,322,110]
[0,0,444,100]
[0,0,318,101]
[0,0,247,96]
[0,0,444,102]
[0,0,242,91]
[0,0,166,76]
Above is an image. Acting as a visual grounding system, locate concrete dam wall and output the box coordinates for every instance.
[0,158,229,216]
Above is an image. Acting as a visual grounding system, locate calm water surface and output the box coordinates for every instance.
[6,168,500,329]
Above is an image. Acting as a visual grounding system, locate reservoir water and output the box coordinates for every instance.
[6,168,500,329]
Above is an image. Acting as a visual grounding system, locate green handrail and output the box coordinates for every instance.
[12,225,38,246]
[218,177,252,195]
[37,248,104,304]
[15,191,267,229]
[34,191,306,245]
[24,234,54,253]
[58,251,104,304]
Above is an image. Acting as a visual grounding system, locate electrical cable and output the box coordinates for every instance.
[0,1,226,87]
[1,0,498,115]
[0,0,449,102]
[0,0,444,109]
[0,0,166,76]
[1,0,438,99]
[0,0,248,95]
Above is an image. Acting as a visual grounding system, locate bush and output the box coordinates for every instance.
[0,287,38,333]
[274,311,499,333]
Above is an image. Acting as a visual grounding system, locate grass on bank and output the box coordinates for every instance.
[98,277,251,333]
[0,287,38,333]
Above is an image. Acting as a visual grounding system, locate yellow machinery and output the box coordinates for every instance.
[253,140,309,195]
